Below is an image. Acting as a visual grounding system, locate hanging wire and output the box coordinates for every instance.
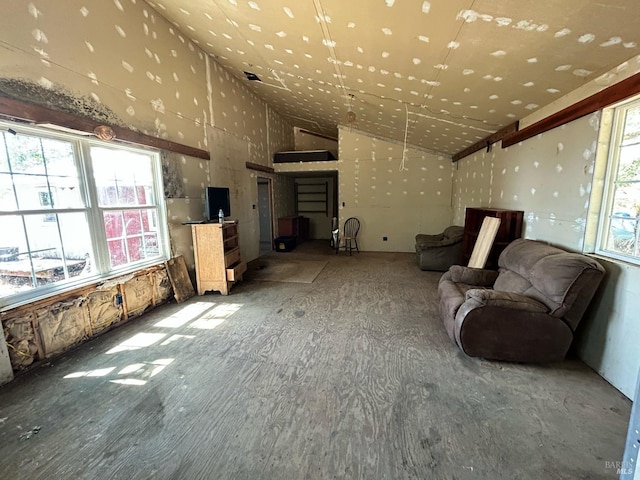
[400,103,409,171]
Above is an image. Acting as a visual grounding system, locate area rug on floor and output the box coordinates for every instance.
[251,258,328,283]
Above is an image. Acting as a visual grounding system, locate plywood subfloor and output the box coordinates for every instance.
[0,242,630,479]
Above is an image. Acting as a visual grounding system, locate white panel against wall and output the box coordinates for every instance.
[577,259,640,400]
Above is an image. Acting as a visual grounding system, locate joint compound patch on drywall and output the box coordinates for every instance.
[0,78,125,126]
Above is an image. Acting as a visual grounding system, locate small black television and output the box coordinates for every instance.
[205,186,231,222]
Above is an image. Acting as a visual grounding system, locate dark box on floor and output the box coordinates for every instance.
[275,236,296,252]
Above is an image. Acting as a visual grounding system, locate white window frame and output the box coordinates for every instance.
[595,96,640,265]
[0,121,170,310]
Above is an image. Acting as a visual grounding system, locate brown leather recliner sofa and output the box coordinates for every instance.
[438,238,605,363]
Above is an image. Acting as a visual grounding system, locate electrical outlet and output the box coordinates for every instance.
[383,236,388,241]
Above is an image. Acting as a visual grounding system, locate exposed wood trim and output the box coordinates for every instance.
[452,122,519,162]
[298,128,338,142]
[245,161,274,174]
[0,95,210,160]
[502,72,640,148]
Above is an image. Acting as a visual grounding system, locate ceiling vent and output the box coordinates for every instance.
[243,71,261,81]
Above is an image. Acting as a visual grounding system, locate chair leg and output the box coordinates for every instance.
[354,239,359,253]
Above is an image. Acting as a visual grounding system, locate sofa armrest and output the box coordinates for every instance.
[448,265,499,286]
[465,289,548,313]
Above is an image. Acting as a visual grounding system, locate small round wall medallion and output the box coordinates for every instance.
[93,125,116,141]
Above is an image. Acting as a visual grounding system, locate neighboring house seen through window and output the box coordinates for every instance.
[597,97,640,264]
[0,122,168,308]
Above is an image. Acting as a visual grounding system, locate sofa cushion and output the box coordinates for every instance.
[494,239,605,316]
[449,265,499,286]
[530,254,602,305]
[493,269,534,295]
[443,225,464,240]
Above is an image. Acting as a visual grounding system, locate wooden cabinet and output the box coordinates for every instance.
[462,207,524,268]
[191,222,246,295]
[278,216,309,243]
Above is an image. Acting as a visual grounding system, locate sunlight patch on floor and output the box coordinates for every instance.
[105,332,167,354]
[64,367,116,378]
[188,303,242,330]
[153,302,217,328]
[160,334,196,346]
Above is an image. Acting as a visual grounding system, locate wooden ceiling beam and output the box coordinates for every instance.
[452,121,519,162]
[502,72,640,148]
[245,161,274,174]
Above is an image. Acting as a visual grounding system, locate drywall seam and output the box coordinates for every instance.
[265,103,271,165]
[206,53,215,128]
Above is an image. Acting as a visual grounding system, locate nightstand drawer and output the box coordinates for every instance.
[224,247,241,267]
[226,261,246,282]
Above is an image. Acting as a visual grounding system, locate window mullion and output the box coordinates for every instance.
[2,132,20,210]
[151,154,170,259]
[79,142,110,274]
[596,110,622,252]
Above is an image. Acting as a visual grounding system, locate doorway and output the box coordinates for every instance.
[257,177,273,256]
[293,172,338,240]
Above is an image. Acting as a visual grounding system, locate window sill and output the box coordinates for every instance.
[586,252,640,269]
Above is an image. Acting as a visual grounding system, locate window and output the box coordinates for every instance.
[0,122,168,308]
[597,97,640,263]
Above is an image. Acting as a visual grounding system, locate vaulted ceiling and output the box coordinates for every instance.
[144,0,640,156]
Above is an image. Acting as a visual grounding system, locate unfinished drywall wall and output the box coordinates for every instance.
[208,58,295,262]
[294,127,338,159]
[0,2,209,148]
[453,113,598,251]
[339,127,453,252]
[452,58,640,400]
